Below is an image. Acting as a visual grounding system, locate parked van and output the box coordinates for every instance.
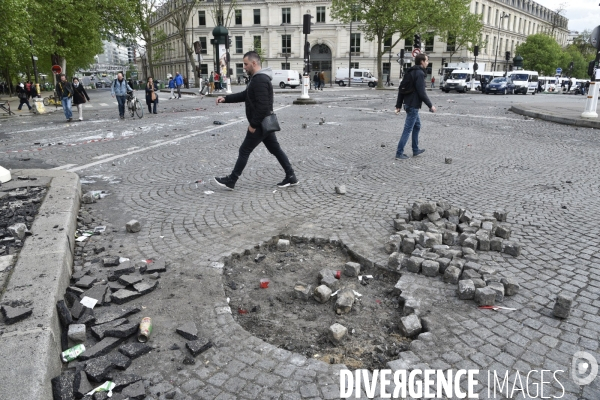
[506,70,538,94]
[271,70,300,89]
[335,68,377,87]
[443,69,481,93]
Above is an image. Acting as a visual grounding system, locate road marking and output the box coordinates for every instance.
[99,103,109,106]
[327,105,533,121]
[92,153,114,160]
[66,105,291,173]
[52,164,78,170]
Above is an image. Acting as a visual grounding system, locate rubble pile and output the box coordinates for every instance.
[388,200,522,314]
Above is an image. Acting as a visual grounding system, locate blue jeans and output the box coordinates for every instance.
[396,106,421,156]
[116,95,126,117]
[61,97,72,119]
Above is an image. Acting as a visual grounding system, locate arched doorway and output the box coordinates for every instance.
[310,44,332,85]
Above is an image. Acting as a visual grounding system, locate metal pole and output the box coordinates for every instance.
[387,50,391,85]
[493,12,509,73]
[348,17,352,87]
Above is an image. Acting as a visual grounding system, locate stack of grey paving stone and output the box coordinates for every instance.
[389,200,522,313]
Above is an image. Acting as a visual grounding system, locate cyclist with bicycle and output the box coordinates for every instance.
[111,72,133,120]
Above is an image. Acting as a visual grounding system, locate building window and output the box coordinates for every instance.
[475,2,478,14]
[484,34,489,54]
[198,11,206,26]
[383,62,391,76]
[446,34,456,52]
[425,36,434,52]
[235,36,243,54]
[235,10,242,25]
[253,9,261,25]
[481,5,485,21]
[350,62,359,69]
[199,37,207,54]
[282,34,291,55]
[384,37,392,52]
[253,36,261,51]
[235,63,244,77]
[404,41,412,52]
[487,7,491,24]
[200,64,208,76]
[495,10,499,26]
[316,6,326,23]
[281,62,290,70]
[350,33,361,53]
[282,8,291,24]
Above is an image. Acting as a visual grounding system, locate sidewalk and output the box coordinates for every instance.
[510,99,600,128]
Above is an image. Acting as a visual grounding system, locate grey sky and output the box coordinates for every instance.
[534,0,598,33]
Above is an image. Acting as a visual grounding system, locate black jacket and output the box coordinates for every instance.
[224,68,273,130]
[57,81,74,98]
[395,65,432,110]
[145,83,158,104]
[72,84,89,105]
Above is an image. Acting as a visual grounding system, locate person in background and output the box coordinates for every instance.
[209,72,215,94]
[430,76,435,89]
[72,77,90,121]
[318,71,325,90]
[56,74,74,122]
[168,77,176,99]
[313,72,319,90]
[174,72,183,98]
[145,77,158,114]
[16,83,32,112]
[110,72,133,120]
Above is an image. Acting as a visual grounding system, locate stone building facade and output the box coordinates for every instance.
[146,0,568,85]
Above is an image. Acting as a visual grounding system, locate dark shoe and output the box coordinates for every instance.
[277,175,299,188]
[153,112,158,114]
[67,118,72,122]
[413,149,426,156]
[395,154,409,160]
[214,175,236,190]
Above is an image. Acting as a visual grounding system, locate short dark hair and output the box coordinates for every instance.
[243,51,261,66]
[415,53,428,66]
[60,73,66,78]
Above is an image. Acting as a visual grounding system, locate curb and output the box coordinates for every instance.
[0,169,80,400]
[509,105,600,129]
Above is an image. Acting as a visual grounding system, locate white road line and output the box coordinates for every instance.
[52,164,78,170]
[327,105,532,121]
[92,154,114,160]
[66,105,291,173]
[99,103,109,106]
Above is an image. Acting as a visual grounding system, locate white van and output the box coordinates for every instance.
[335,68,377,87]
[271,70,300,89]
[506,70,539,94]
[443,69,480,93]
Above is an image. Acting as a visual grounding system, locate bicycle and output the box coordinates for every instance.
[126,91,143,119]
[384,79,394,87]
[42,91,62,107]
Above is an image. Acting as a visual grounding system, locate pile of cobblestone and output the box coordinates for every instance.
[387,200,522,327]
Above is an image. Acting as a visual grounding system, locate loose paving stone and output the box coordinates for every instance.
[107,281,126,292]
[121,381,146,399]
[443,266,461,284]
[91,318,128,340]
[277,239,290,251]
[68,323,87,343]
[93,305,140,325]
[7,223,28,240]
[102,256,120,267]
[125,220,141,233]
[421,260,440,277]
[487,282,505,302]
[79,337,123,361]
[502,241,521,257]
[117,274,143,286]
[111,289,142,305]
[57,300,73,327]
[186,338,213,357]
[553,293,573,319]
[144,259,166,274]
[176,321,199,340]
[344,262,361,277]
[84,355,115,382]
[501,277,520,296]
[458,280,476,300]
[132,280,158,295]
[82,284,109,305]
[119,343,152,359]
[108,351,132,370]
[475,287,497,306]
[419,232,442,248]
[77,308,96,326]
[463,261,481,272]
[75,276,97,289]
[329,323,347,345]
[494,210,508,222]
[399,314,422,337]
[335,289,355,314]
[384,235,401,254]
[388,252,404,270]
[313,285,332,303]
[472,278,487,288]
[401,237,416,254]
[405,256,424,273]
[320,274,339,291]
[462,237,478,251]
[104,321,138,338]
[437,257,451,273]
[495,225,511,239]
[461,269,481,281]
[51,371,76,400]
[403,298,420,315]
[294,282,312,300]
[490,237,503,252]
[81,192,96,204]
[112,373,142,391]
[108,261,135,280]
[1,305,33,324]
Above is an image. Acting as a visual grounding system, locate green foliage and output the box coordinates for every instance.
[253,38,265,63]
[438,13,484,62]
[570,30,596,61]
[560,46,588,78]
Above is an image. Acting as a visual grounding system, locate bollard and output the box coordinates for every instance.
[581,81,599,118]
[225,78,232,94]
[300,76,310,99]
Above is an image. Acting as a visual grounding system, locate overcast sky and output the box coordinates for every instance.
[535,0,598,33]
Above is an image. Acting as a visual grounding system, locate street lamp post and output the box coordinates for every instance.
[493,11,510,73]
[280,23,289,69]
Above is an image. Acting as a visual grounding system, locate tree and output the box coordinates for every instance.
[570,30,596,61]
[515,34,563,76]
[132,0,165,80]
[560,46,588,78]
[0,0,31,92]
[331,0,479,88]
[438,13,483,63]
[166,0,201,87]
[252,37,265,63]
[208,0,237,27]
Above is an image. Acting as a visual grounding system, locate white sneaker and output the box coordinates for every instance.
[78,118,83,121]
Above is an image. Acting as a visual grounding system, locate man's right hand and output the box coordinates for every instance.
[430,106,437,113]
[216,97,225,105]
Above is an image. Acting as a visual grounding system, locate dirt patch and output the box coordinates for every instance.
[223,239,411,371]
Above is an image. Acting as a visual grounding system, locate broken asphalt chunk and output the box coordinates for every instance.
[1,305,33,324]
[186,338,213,357]
[118,343,152,359]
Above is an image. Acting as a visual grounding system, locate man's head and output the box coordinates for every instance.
[176,72,180,76]
[60,74,66,82]
[242,51,261,76]
[117,72,123,80]
[415,54,429,68]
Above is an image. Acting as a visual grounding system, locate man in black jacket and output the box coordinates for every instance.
[395,54,436,160]
[57,74,74,122]
[214,51,297,190]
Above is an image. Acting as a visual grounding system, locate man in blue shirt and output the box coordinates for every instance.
[175,72,184,99]
[110,72,133,119]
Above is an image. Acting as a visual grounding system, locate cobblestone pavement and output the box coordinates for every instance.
[1,88,599,399]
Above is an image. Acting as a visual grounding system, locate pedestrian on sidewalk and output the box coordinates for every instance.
[208,72,215,94]
[145,77,158,114]
[72,77,90,121]
[319,71,326,90]
[110,72,132,120]
[313,72,319,90]
[168,77,175,99]
[394,53,436,160]
[16,83,32,111]
[431,76,435,88]
[57,74,74,122]
[219,73,225,92]
[25,81,32,99]
[214,51,298,190]
[175,72,183,98]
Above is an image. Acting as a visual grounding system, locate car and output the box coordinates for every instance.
[95,82,104,88]
[485,77,509,95]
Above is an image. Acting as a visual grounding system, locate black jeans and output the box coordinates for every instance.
[232,128,294,179]
[147,99,157,113]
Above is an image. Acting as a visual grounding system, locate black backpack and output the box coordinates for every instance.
[399,70,415,94]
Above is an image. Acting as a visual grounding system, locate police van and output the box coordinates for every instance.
[506,70,539,94]
[334,68,378,87]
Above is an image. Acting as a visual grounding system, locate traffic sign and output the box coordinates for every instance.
[556,67,562,75]
[51,65,62,74]
[411,48,421,58]
[590,26,600,50]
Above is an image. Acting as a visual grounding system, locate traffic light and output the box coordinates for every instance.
[505,51,510,61]
[473,46,479,57]
[399,49,405,63]
[413,34,421,49]
[303,14,312,34]
[441,58,447,67]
